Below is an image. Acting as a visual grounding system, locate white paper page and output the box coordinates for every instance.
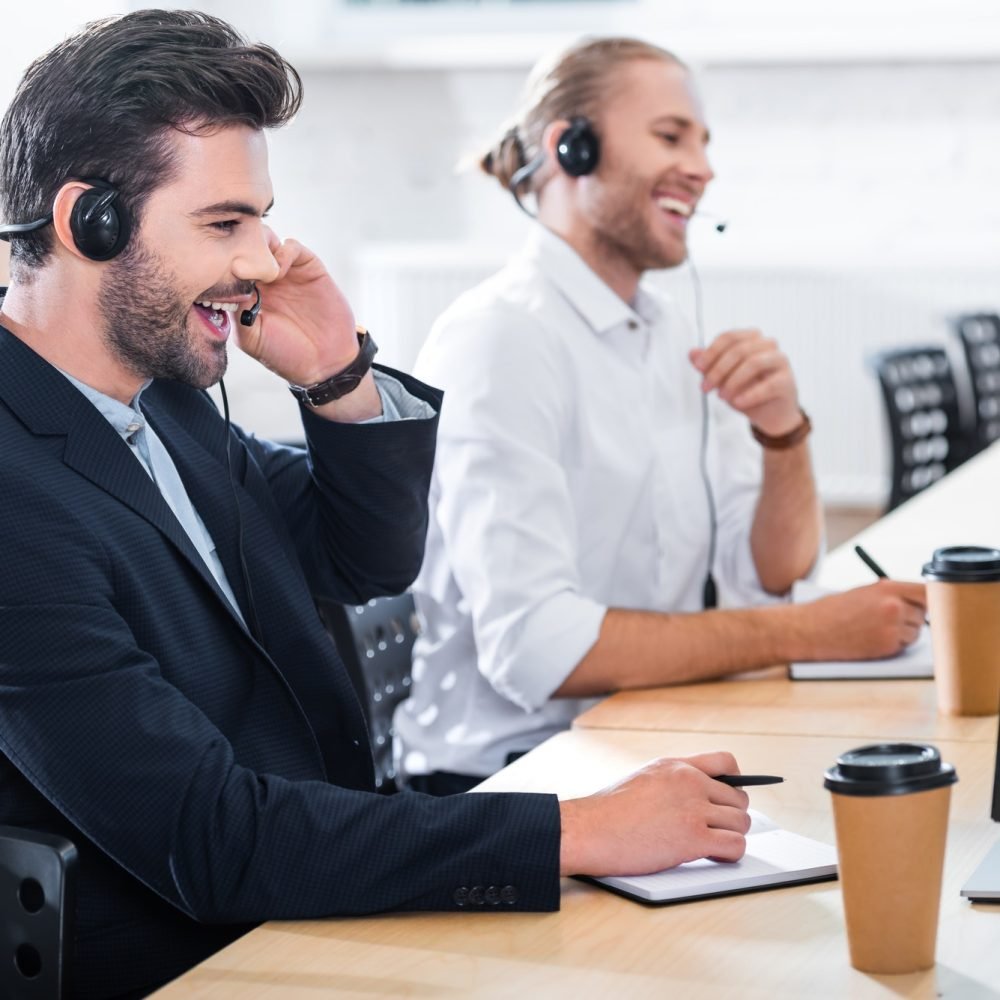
[594,810,838,902]
[788,580,933,680]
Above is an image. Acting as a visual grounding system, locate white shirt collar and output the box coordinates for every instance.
[521,223,664,336]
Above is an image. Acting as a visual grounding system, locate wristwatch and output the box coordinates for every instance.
[288,327,378,407]
[750,408,812,450]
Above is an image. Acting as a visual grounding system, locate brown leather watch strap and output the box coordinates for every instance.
[750,408,812,450]
[288,326,378,407]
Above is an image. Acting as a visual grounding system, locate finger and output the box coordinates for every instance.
[704,828,748,864]
[692,330,756,373]
[892,581,927,608]
[682,750,741,779]
[700,342,757,391]
[900,599,925,627]
[719,354,786,401]
[729,373,794,412]
[706,781,750,816]
[269,238,299,282]
[706,803,752,834]
[696,329,761,372]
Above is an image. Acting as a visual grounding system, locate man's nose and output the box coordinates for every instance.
[233,231,280,283]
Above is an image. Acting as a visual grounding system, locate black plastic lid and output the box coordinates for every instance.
[921,546,1000,583]
[824,743,958,797]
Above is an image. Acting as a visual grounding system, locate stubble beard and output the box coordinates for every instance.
[587,170,689,276]
[98,239,228,390]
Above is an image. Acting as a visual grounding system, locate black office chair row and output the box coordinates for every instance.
[872,312,1000,511]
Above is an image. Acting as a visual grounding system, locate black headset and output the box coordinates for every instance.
[554,116,600,177]
[508,116,601,215]
[0,178,131,261]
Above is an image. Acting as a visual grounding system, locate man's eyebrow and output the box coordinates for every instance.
[190,198,274,218]
[652,115,711,143]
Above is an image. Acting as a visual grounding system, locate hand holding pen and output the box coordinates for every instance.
[854,545,930,625]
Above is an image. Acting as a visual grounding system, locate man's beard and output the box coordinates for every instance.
[586,169,689,276]
[98,240,228,389]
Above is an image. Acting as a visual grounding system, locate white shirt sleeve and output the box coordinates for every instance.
[417,306,606,712]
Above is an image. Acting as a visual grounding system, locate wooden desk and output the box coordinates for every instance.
[577,441,1000,741]
[575,669,999,743]
[152,729,1000,999]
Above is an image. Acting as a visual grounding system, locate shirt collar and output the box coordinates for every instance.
[522,223,664,335]
[57,369,153,440]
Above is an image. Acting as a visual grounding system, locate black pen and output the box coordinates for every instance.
[854,544,888,579]
[854,543,929,624]
[714,774,784,787]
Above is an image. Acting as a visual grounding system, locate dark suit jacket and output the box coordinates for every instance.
[0,326,560,999]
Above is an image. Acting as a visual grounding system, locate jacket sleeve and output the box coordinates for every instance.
[0,470,562,923]
[231,366,443,605]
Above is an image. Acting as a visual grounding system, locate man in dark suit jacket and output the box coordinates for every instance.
[0,11,751,998]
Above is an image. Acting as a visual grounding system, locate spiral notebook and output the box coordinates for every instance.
[589,810,837,904]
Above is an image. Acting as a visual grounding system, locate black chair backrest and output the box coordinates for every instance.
[0,826,76,1000]
[951,313,1000,454]
[870,345,968,511]
[316,593,418,793]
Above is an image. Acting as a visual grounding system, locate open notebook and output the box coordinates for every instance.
[788,580,934,681]
[590,810,837,904]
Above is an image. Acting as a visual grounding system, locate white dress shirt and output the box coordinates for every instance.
[395,225,788,780]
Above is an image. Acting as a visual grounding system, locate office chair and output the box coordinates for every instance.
[950,313,1000,454]
[316,593,419,793]
[0,826,76,1000]
[870,345,969,511]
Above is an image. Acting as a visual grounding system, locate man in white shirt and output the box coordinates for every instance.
[396,36,925,793]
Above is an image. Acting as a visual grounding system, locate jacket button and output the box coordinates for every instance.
[453,886,469,906]
[468,885,485,906]
[500,885,518,905]
[484,885,500,905]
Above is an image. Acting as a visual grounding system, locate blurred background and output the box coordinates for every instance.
[2,0,999,524]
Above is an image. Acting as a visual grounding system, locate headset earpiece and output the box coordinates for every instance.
[69,180,131,261]
[555,117,600,177]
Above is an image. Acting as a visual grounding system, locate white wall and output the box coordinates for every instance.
[4,3,1000,500]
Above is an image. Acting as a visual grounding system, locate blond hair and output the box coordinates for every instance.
[480,36,684,192]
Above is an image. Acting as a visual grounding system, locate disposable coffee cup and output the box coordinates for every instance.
[922,546,1000,716]
[825,743,956,974]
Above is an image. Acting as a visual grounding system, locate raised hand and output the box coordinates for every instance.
[690,328,801,437]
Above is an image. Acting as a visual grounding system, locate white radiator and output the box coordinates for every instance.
[355,242,1000,507]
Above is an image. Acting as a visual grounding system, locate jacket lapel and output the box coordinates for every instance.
[0,327,249,632]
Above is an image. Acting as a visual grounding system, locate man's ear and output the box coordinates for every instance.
[541,119,572,167]
[51,182,98,262]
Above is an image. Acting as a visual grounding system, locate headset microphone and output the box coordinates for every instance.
[240,285,262,327]
[696,211,728,233]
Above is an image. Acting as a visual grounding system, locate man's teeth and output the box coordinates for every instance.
[196,301,239,312]
[656,197,693,217]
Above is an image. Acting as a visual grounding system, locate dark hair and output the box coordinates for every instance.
[481,36,683,192]
[0,8,302,274]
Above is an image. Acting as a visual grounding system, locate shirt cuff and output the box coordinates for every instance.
[487,592,607,712]
[360,371,437,424]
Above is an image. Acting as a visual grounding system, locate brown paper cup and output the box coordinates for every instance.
[831,784,951,974]
[926,579,1000,716]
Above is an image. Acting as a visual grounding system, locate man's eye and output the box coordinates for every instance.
[210,220,239,233]
[657,133,680,146]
